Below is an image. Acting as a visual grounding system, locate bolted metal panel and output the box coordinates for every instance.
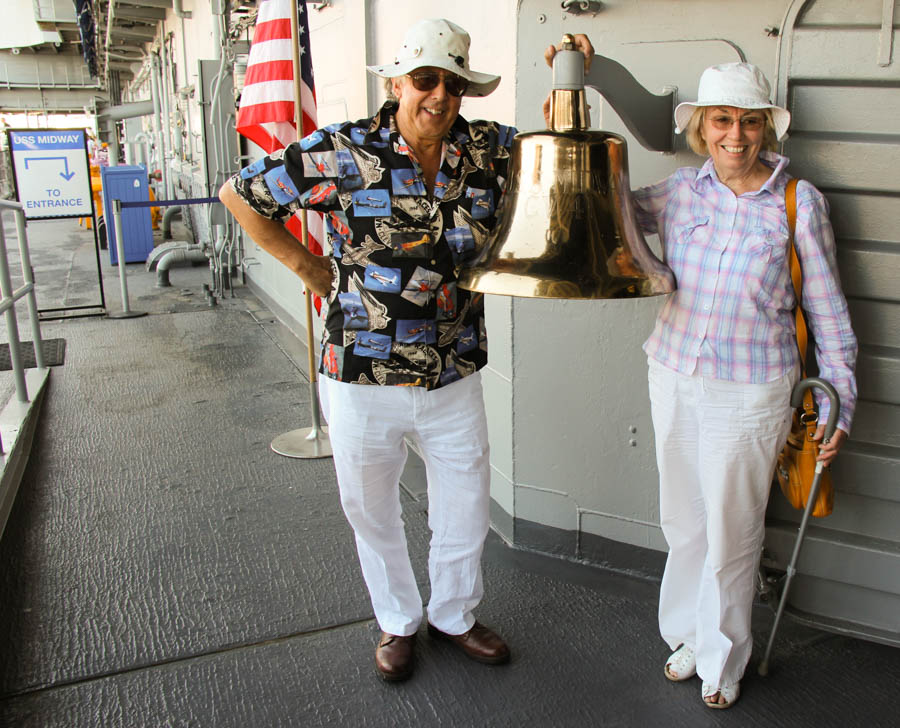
[0,87,102,112]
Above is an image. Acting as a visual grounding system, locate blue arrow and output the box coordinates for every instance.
[24,156,76,180]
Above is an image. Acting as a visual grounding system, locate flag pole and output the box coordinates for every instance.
[270,0,332,459]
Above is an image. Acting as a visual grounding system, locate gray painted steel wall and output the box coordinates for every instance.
[504,0,898,641]
[503,0,791,554]
[761,0,900,643]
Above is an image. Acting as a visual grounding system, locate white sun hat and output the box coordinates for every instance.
[674,62,791,140]
[366,18,501,98]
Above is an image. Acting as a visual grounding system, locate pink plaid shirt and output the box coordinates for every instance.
[634,152,857,433]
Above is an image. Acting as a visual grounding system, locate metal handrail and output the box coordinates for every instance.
[0,202,45,416]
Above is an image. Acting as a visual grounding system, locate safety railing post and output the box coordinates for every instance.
[14,207,44,369]
[0,211,29,403]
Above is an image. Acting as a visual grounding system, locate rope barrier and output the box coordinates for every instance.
[118,196,221,209]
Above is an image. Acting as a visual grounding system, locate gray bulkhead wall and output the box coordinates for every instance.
[505,0,795,562]
[762,0,899,640]
[507,0,898,638]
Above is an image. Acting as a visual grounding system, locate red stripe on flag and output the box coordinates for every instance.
[237,100,296,126]
[243,59,294,85]
[237,0,324,315]
[251,17,293,42]
[301,112,317,139]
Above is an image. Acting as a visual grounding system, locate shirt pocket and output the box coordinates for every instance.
[744,227,792,309]
[746,227,789,260]
[666,216,710,272]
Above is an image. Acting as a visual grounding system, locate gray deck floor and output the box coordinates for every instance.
[0,218,898,727]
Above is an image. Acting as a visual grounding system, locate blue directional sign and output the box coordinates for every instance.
[8,129,93,219]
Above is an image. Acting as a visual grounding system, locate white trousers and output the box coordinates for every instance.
[319,373,491,637]
[647,358,796,687]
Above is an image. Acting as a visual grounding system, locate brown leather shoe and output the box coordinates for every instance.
[374,632,416,681]
[427,621,510,665]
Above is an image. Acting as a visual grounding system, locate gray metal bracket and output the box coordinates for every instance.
[584,56,676,153]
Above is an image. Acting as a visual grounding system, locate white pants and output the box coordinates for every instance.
[319,373,491,637]
[647,358,796,687]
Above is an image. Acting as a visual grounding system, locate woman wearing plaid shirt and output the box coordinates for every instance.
[633,63,857,709]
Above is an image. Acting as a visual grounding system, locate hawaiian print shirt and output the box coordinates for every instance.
[230,102,517,389]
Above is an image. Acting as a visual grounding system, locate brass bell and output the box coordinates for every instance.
[458,36,676,299]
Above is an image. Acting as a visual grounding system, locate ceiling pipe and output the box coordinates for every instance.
[97,99,155,121]
[107,51,144,61]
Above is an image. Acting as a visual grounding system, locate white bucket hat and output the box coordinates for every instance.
[674,62,791,140]
[366,19,501,98]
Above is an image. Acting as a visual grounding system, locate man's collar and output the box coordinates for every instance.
[368,101,471,147]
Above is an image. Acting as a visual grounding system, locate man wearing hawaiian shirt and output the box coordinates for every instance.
[221,17,593,681]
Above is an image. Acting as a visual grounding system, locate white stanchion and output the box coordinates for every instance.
[108,199,147,319]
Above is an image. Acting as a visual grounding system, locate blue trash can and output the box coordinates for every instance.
[100,165,154,265]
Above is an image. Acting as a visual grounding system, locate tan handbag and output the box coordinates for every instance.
[775,179,834,518]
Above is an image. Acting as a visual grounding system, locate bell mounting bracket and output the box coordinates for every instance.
[553,39,676,153]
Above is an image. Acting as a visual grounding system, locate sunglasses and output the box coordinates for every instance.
[407,71,469,98]
[707,113,766,132]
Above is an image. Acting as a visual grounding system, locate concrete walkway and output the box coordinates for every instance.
[0,218,898,727]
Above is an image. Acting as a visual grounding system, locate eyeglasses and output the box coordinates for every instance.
[707,113,766,132]
[407,71,469,98]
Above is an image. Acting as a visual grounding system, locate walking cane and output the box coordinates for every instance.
[758,377,840,676]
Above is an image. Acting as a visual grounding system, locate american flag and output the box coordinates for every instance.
[236,0,324,312]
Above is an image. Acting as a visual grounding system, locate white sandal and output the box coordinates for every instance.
[664,643,696,681]
[702,681,740,709]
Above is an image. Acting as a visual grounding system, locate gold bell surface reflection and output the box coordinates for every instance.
[457,128,675,299]
[458,35,676,300]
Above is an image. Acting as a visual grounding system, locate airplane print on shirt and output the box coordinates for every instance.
[230,101,515,390]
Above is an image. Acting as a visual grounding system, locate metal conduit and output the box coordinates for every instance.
[158,35,175,197]
[207,1,232,299]
[161,205,182,240]
[150,56,170,202]
[156,247,208,287]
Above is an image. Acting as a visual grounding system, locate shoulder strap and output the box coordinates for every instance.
[785,178,807,376]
